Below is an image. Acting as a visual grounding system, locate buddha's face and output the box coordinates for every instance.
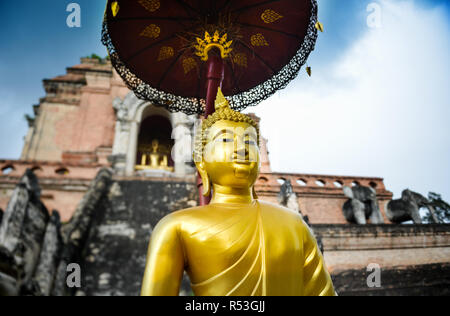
[201,120,260,190]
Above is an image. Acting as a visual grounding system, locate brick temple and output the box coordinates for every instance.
[0,57,393,223]
[0,57,448,295]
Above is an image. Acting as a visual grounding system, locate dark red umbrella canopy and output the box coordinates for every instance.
[102,0,318,115]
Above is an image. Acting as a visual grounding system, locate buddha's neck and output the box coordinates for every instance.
[210,184,254,205]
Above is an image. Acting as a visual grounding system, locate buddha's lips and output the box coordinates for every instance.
[234,164,251,178]
[233,160,251,165]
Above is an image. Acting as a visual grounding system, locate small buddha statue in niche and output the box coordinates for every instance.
[149,139,161,169]
[141,88,335,296]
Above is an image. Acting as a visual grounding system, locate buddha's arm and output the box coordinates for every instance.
[141,216,185,296]
[302,224,336,296]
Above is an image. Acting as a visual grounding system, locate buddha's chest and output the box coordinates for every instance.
[181,215,303,283]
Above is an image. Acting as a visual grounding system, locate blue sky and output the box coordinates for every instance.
[0,0,449,201]
[0,0,108,159]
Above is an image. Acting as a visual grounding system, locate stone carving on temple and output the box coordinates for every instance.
[342,185,384,224]
[387,189,440,224]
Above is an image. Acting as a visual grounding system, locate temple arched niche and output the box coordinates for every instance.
[111,92,197,177]
[135,115,174,172]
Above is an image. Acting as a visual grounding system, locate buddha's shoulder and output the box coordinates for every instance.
[154,201,306,229]
[155,206,210,226]
[257,200,305,222]
[258,201,313,236]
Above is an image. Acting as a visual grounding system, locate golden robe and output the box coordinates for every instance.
[141,200,335,296]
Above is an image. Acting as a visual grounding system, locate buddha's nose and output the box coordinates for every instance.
[234,139,249,160]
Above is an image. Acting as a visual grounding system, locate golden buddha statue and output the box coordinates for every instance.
[136,139,174,172]
[149,139,161,169]
[141,89,335,296]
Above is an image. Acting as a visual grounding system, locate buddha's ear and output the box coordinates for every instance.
[195,161,211,197]
[252,186,259,200]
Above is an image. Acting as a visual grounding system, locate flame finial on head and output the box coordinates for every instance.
[215,87,230,111]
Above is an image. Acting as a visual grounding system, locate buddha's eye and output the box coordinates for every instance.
[219,138,233,143]
[245,140,256,146]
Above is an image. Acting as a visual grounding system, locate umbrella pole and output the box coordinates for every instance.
[197,55,224,206]
[204,55,225,117]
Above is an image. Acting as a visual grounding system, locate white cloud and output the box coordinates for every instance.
[248,0,450,200]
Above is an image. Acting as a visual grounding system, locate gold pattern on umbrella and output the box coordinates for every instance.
[261,9,283,24]
[140,24,161,39]
[138,0,161,13]
[251,34,269,47]
[182,57,197,75]
[157,46,174,61]
[233,53,248,68]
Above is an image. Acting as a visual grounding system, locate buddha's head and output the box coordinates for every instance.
[151,139,159,153]
[194,88,261,197]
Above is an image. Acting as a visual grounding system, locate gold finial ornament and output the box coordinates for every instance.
[195,31,233,61]
[111,1,120,17]
[214,87,230,111]
[315,21,324,32]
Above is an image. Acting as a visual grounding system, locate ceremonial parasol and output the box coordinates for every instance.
[102,0,321,204]
[102,0,319,116]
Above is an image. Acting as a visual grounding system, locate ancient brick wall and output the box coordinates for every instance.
[72,176,198,296]
[312,224,450,295]
[313,224,450,272]
[332,263,450,296]
[21,58,129,165]
[23,103,80,162]
[0,160,101,221]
